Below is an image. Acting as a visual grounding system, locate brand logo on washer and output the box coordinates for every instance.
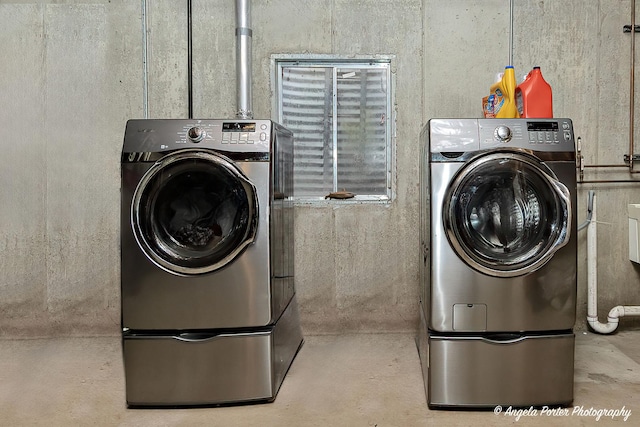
[126,152,153,162]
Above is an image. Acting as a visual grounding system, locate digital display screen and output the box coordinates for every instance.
[527,121,559,131]
[223,122,256,132]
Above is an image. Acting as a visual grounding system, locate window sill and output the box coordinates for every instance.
[293,196,391,206]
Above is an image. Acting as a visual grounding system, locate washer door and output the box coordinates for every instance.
[131,149,258,276]
[443,151,571,277]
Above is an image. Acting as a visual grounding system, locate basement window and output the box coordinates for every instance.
[273,56,394,203]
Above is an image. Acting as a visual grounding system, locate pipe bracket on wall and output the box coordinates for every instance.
[623,25,640,32]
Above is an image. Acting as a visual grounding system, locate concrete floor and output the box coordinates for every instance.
[1,331,639,426]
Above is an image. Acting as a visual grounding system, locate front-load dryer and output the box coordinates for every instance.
[121,119,302,406]
[417,118,577,408]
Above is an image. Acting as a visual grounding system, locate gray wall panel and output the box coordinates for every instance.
[0,4,47,325]
[0,0,139,336]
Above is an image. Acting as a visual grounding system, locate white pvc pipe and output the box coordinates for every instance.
[586,194,640,334]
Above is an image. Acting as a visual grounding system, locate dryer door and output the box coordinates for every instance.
[443,150,571,277]
[131,149,258,276]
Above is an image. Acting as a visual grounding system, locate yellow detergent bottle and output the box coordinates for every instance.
[490,66,519,118]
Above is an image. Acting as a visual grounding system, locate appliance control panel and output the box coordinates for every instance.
[179,121,270,148]
[524,120,573,145]
[478,118,574,152]
[429,118,575,153]
[123,119,274,154]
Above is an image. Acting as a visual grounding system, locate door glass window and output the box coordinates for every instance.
[445,154,569,275]
[133,153,257,275]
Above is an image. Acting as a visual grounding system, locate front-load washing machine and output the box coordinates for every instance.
[121,119,303,406]
[417,118,577,408]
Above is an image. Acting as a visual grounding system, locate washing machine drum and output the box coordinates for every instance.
[131,149,258,276]
[443,151,571,277]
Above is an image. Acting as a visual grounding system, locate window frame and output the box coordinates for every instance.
[271,54,396,205]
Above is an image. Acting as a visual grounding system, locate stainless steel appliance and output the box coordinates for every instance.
[121,118,303,406]
[417,118,577,408]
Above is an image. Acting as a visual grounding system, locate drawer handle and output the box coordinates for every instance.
[481,334,526,344]
[173,333,220,343]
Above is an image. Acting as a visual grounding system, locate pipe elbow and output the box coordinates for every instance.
[607,305,626,321]
[587,316,619,334]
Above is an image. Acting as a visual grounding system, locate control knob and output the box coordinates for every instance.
[187,126,206,143]
[494,125,512,143]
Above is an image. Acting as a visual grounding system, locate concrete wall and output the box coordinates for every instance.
[0,0,140,336]
[1,0,638,337]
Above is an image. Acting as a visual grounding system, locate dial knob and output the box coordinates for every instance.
[494,125,512,142]
[187,126,205,143]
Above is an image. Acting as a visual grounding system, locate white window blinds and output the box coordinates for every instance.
[277,61,392,201]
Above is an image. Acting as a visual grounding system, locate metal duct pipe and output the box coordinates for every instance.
[236,0,253,119]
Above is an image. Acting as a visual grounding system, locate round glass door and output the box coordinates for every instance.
[131,149,258,276]
[443,151,571,277]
